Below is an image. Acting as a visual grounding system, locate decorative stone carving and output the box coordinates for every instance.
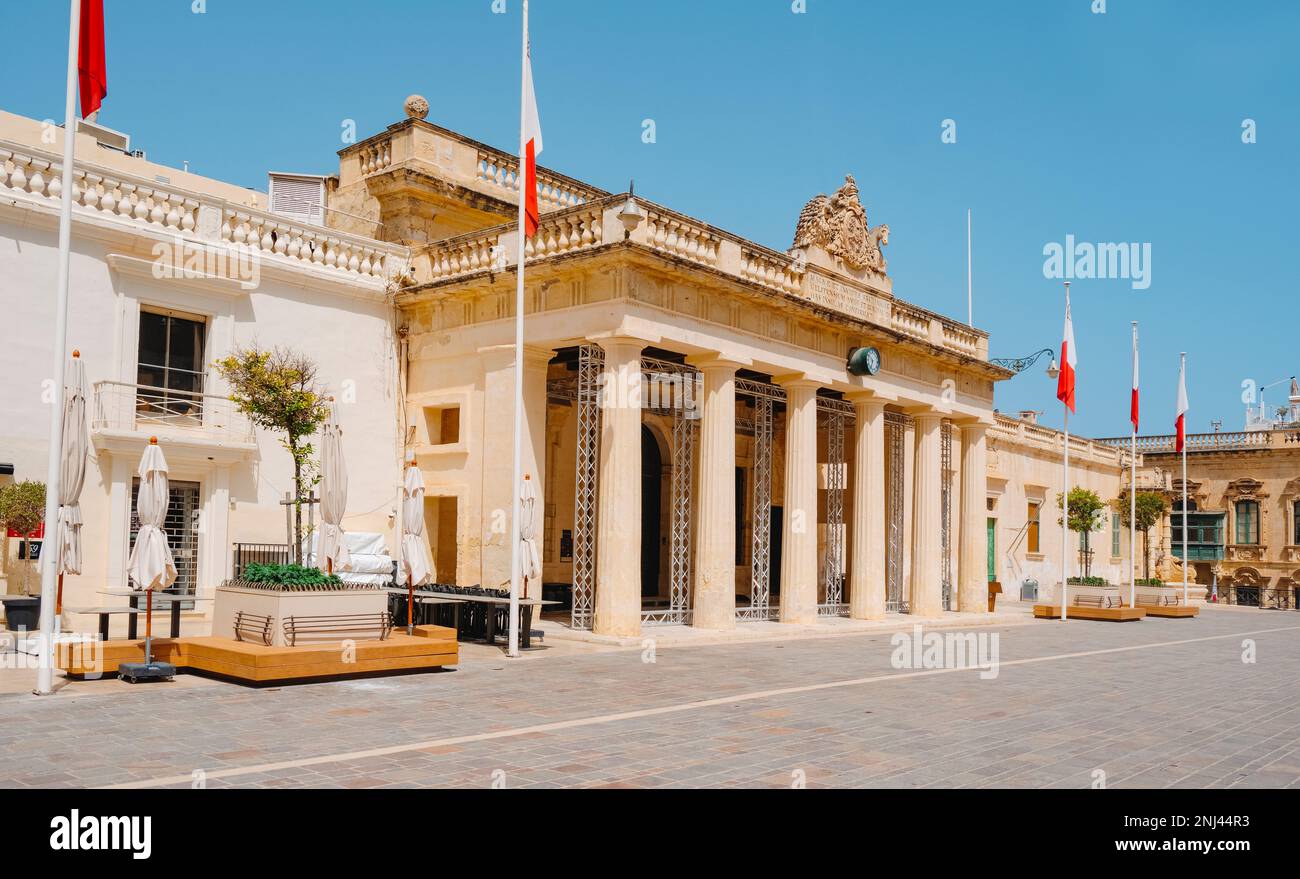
[1155,550,1198,584]
[404,94,430,121]
[792,175,889,275]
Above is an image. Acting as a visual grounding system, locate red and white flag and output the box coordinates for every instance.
[1130,323,1140,431]
[77,0,107,119]
[521,20,543,239]
[1056,288,1078,413]
[1175,356,1189,452]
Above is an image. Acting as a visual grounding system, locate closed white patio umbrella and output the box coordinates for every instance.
[317,399,351,575]
[519,474,541,599]
[55,350,89,622]
[126,438,177,672]
[400,463,434,633]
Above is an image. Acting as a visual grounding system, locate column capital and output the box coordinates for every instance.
[588,333,650,359]
[476,343,555,370]
[684,352,748,372]
[956,420,992,438]
[771,372,823,391]
[845,391,888,414]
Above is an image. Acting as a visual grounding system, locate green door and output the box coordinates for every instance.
[987,518,997,582]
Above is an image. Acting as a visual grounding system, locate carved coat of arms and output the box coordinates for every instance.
[792,175,889,275]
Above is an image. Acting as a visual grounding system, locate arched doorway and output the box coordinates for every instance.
[641,425,662,597]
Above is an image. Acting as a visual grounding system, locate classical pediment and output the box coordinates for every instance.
[791,175,889,286]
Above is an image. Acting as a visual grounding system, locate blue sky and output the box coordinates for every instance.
[3,0,1297,438]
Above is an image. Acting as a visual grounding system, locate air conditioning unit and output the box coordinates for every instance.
[268,172,327,226]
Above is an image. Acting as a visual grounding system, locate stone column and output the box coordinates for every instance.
[910,412,944,616]
[593,336,644,638]
[778,379,821,624]
[958,422,990,614]
[479,345,552,590]
[689,357,741,629]
[848,395,887,620]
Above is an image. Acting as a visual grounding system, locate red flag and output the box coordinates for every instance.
[521,36,543,238]
[1056,289,1077,413]
[1175,356,1189,452]
[77,0,107,119]
[1130,323,1140,431]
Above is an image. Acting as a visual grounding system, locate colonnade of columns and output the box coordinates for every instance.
[584,337,990,636]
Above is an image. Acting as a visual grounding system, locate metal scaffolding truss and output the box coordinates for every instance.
[737,394,775,621]
[571,343,604,629]
[940,419,954,612]
[646,372,698,626]
[819,408,849,616]
[885,411,911,613]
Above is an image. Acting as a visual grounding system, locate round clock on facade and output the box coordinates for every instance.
[847,346,882,377]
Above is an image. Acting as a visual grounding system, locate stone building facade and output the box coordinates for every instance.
[0,99,1153,634]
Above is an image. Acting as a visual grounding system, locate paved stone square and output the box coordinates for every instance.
[1,607,1298,789]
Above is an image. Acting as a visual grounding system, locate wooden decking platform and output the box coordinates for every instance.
[58,625,458,685]
[1135,603,1200,618]
[1033,604,1147,622]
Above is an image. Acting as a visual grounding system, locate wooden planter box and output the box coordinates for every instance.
[213,583,388,647]
[1042,582,1123,608]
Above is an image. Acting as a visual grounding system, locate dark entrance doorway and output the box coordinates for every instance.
[641,425,661,598]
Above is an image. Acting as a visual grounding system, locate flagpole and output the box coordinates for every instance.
[1130,321,1138,610]
[966,209,973,327]
[1181,352,1189,608]
[1061,281,1070,623]
[35,0,82,697]
[507,0,531,659]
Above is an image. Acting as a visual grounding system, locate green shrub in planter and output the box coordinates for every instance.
[242,563,342,589]
[1066,576,1111,587]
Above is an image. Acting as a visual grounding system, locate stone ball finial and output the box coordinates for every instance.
[404,94,430,121]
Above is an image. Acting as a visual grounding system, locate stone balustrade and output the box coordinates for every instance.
[1094,429,1299,454]
[644,208,720,268]
[890,304,931,341]
[415,190,994,365]
[739,246,802,294]
[358,137,393,175]
[0,139,406,285]
[474,149,602,213]
[992,413,1129,467]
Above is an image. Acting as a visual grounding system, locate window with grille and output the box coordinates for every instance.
[1111,512,1121,557]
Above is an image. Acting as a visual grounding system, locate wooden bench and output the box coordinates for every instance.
[1134,598,1200,619]
[282,612,392,646]
[63,606,142,641]
[233,611,273,646]
[1034,599,1146,622]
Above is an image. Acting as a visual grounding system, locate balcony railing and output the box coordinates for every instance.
[415,194,994,364]
[0,139,409,288]
[93,381,254,445]
[1095,429,1300,453]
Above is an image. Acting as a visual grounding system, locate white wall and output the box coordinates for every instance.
[0,214,401,616]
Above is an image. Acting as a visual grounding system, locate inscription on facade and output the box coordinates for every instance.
[802,271,870,321]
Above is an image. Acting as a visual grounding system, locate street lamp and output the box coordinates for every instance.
[617,180,644,240]
[991,348,1059,380]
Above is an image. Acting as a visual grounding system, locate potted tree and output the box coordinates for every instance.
[214,346,330,565]
[0,480,46,631]
[1055,486,1117,605]
[1115,490,1169,576]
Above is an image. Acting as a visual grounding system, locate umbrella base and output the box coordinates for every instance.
[118,661,176,684]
